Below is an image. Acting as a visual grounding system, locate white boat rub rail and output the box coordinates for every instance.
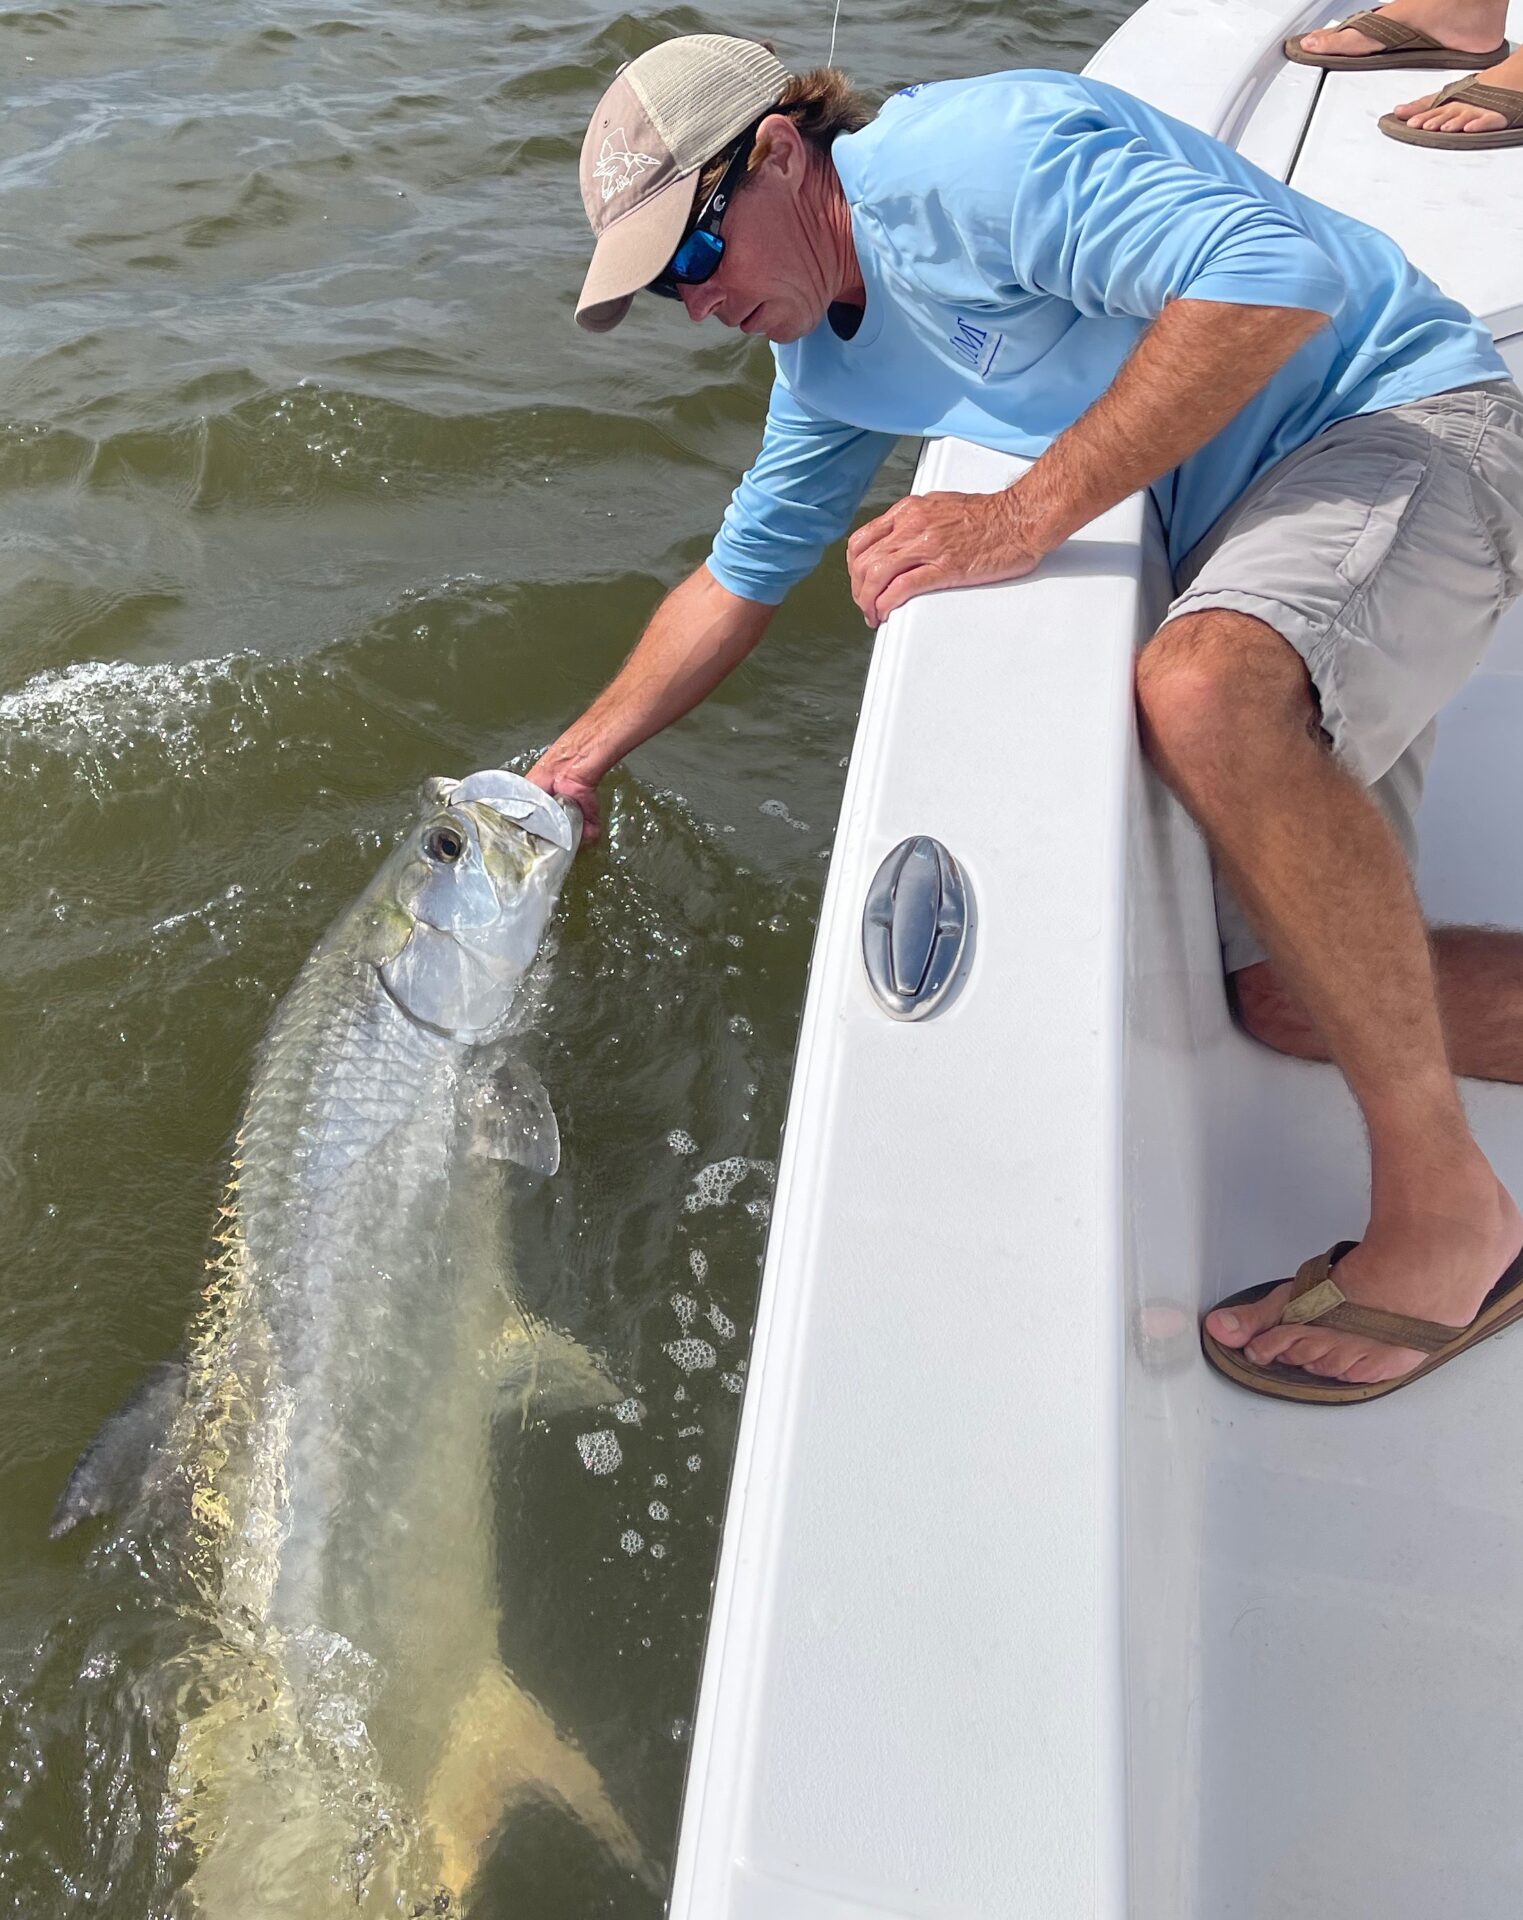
[668,5,1523,1916]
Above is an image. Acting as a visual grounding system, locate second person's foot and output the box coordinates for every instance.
[1389,41,1523,132]
[1294,0,1507,62]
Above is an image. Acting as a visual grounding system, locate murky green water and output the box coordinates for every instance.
[0,2,1128,1912]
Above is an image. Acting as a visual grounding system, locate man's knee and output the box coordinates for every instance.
[1229,960,1327,1061]
[1135,610,1322,780]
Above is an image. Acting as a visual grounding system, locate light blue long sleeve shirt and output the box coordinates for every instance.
[706,70,1507,602]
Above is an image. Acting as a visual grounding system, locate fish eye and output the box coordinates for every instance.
[424,824,466,864]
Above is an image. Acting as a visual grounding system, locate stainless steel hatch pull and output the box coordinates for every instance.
[861,836,971,1020]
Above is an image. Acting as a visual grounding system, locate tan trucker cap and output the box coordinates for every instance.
[575,35,790,333]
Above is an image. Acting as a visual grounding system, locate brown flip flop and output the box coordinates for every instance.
[1284,10,1510,69]
[1379,75,1523,146]
[1201,1239,1523,1404]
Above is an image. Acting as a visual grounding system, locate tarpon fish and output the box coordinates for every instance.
[52,770,645,1914]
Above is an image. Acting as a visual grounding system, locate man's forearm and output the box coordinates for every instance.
[535,564,775,788]
[846,297,1333,625]
[1011,298,1330,550]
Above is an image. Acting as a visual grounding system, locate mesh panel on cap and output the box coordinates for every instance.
[626,35,790,173]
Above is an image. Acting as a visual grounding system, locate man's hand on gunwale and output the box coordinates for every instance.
[845,488,1046,628]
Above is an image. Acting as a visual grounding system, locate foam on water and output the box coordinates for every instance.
[664,1338,716,1375]
[683,1156,774,1213]
[575,1430,621,1476]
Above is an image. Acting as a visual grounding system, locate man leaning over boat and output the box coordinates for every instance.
[529,35,1523,1405]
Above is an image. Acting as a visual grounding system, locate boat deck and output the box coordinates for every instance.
[669,7,1523,1915]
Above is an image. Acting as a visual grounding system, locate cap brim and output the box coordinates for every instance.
[575,168,699,333]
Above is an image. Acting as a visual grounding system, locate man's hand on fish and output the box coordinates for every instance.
[846,487,1048,628]
[527,758,603,845]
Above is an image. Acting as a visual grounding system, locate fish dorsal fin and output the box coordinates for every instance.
[466,1059,560,1176]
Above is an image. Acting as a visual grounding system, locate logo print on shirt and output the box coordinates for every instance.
[593,130,660,202]
[950,316,1005,379]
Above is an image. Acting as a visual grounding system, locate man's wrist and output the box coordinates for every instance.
[997,477,1058,560]
[535,731,609,790]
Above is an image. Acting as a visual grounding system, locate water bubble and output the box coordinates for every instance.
[721,1372,744,1394]
[666,1130,697,1155]
[664,1338,716,1374]
[620,1530,644,1555]
[653,1474,669,1488]
[611,1398,644,1426]
[648,1501,669,1522]
[671,1293,697,1328]
[686,1455,703,1473]
[759,798,809,832]
[689,1249,709,1283]
[576,1431,622,1475]
[650,1543,668,1560]
[707,1304,736,1340]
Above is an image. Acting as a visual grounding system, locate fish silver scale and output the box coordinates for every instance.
[226,943,465,1627]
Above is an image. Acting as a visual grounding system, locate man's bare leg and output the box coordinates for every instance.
[1134,608,1523,1386]
[1234,930,1523,1085]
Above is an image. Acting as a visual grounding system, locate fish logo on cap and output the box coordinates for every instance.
[592,130,660,202]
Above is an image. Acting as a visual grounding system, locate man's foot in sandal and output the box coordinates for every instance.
[1205,1171,1523,1390]
[1287,0,1509,68]
[1383,43,1523,143]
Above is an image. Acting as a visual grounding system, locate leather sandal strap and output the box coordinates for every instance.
[1278,1247,1463,1354]
[1335,10,1443,50]
[1428,77,1523,123]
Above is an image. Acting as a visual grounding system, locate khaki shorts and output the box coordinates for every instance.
[1163,378,1523,975]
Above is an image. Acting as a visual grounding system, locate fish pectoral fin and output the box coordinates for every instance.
[495,1317,623,1421]
[467,1059,560,1176]
[425,1661,655,1895]
[50,1359,186,1539]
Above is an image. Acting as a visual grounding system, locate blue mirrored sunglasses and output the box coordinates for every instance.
[647,134,755,300]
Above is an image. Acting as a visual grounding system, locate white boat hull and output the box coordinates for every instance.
[671,6,1523,1913]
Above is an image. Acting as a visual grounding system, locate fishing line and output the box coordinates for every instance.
[827,0,843,65]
